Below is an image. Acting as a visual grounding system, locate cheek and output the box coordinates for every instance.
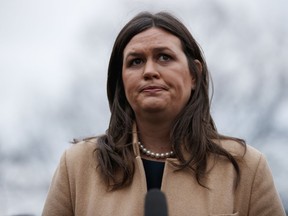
[123,82,131,100]
[182,70,194,90]
[122,72,130,91]
[122,78,130,102]
[122,75,137,102]
[180,73,194,101]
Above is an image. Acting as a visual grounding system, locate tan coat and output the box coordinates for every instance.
[42,136,285,216]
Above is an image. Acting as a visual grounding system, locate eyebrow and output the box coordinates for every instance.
[124,47,174,61]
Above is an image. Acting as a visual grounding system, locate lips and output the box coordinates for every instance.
[139,84,168,93]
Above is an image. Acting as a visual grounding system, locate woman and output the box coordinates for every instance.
[42,11,285,215]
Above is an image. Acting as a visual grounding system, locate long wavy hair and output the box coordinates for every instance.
[96,11,245,190]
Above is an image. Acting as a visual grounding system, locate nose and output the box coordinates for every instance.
[143,59,160,80]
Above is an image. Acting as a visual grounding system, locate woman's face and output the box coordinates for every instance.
[122,27,195,119]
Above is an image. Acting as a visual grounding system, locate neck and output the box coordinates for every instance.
[135,117,173,154]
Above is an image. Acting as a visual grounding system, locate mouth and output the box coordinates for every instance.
[139,84,168,93]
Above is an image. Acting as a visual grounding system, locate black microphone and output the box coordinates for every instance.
[144,189,168,216]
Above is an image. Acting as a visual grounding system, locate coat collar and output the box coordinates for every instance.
[131,122,187,163]
[132,122,141,157]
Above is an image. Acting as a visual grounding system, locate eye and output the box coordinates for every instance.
[129,58,143,67]
[159,54,171,62]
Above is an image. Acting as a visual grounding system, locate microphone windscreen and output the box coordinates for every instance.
[144,189,168,216]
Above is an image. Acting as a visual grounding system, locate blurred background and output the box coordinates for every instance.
[0,0,287,215]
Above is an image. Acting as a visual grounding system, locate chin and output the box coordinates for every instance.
[136,105,167,114]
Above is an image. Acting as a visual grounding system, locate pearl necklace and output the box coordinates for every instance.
[138,141,174,159]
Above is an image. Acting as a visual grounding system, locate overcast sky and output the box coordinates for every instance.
[0,0,287,214]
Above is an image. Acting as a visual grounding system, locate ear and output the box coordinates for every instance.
[194,59,202,74]
[191,59,202,90]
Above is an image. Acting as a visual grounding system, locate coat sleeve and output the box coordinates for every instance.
[42,151,74,216]
[248,154,285,216]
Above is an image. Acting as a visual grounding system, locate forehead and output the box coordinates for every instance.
[123,28,182,55]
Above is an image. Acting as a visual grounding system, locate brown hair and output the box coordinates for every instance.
[96,11,245,190]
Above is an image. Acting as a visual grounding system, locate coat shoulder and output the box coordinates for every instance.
[64,136,100,169]
[220,139,263,167]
